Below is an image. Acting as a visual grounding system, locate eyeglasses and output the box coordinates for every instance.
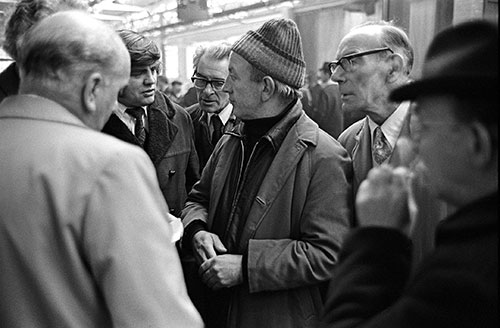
[329,47,394,73]
[191,76,225,91]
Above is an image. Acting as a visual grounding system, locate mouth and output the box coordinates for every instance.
[143,89,155,96]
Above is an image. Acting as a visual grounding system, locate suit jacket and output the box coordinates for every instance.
[338,115,445,266]
[316,83,343,139]
[186,103,240,173]
[103,91,199,217]
[0,95,203,327]
[320,193,498,328]
[182,101,353,328]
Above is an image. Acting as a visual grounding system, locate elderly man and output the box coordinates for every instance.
[332,21,444,265]
[0,0,88,103]
[0,11,202,327]
[321,20,498,328]
[102,30,199,220]
[186,42,240,172]
[181,18,352,328]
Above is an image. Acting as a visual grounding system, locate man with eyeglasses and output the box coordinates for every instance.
[186,42,240,173]
[331,21,445,267]
[102,30,199,223]
[320,19,498,328]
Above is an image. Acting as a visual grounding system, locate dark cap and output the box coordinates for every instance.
[391,20,498,101]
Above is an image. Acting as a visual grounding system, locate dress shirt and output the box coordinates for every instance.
[113,102,149,134]
[207,103,232,136]
[368,101,410,165]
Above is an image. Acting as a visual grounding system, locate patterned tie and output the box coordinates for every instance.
[126,107,147,147]
[211,114,223,146]
[372,126,392,165]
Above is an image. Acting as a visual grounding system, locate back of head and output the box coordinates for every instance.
[192,42,232,71]
[2,0,88,61]
[117,29,161,69]
[18,10,129,97]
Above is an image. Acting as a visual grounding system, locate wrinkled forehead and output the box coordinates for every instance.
[336,26,383,58]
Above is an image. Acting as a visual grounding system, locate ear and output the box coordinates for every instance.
[468,121,494,168]
[82,72,104,114]
[386,53,405,83]
[261,76,276,102]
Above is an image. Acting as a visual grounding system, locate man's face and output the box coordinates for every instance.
[118,63,159,107]
[411,95,469,205]
[194,55,230,114]
[223,52,262,120]
[331,28,391,119]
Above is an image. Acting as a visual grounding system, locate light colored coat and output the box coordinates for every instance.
[183,103,352,328]
[0,95,203,328]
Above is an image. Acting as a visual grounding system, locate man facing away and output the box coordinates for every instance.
[0,11,202,327]
[102,30,199,220]
[181,18,352,328]
[186,42,240,173]
[332,21,445,266]
[320,19,498,328]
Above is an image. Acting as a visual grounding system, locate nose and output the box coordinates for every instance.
[202,82,215,95]
[144,68,157,85]
[222,79,231,93]
[331,66,344,84]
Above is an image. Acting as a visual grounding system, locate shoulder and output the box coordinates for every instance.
[339,118,366,142]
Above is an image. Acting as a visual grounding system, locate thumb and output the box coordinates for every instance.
[212,236,227,254]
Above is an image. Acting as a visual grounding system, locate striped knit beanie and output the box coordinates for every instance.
[232,18,306,89]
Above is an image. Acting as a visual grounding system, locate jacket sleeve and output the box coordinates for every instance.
[247,141,353,292]
[184,111,201,193]
[82,146,203,328]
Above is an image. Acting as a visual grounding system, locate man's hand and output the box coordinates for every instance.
[192,231,227,265]
[356,165,414,236]
[199,254,243,290]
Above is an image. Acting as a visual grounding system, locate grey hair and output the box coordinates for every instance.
[192,42,232,72]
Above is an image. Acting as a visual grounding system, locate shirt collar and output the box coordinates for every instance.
[115,102,148,117]
[208,102,232,126]
[367,101,410,148]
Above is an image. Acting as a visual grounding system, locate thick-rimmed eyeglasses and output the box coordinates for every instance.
[191,76,225,91]
[329,47,394,74]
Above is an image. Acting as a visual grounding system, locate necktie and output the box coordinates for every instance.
[211,114,223,145]
[126,107,147,147]
[372,126,392,165]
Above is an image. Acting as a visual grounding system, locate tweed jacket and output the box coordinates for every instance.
[186,103,240,173]
[0,95,203,327]
[338,114,445,265]
[182,101,353,328]
[320,192,498,328]
[102,91,199,217]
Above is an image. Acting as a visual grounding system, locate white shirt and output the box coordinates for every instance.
[113,102,149,134]
[207,102,232,136]
[367,101,410,165]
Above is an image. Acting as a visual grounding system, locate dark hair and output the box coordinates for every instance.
[2,0,88,60]
[117,29,161,69]
[356,21,414,74]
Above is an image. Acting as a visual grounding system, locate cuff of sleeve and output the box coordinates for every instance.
[182,220,208,251]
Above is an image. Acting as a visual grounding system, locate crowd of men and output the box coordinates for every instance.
[0,0,497,327]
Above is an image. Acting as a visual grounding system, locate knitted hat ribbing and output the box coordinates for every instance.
[232,18,306,89]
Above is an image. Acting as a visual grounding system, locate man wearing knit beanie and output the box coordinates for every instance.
[181,18,352,328]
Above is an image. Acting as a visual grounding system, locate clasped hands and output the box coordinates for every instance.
[356,164,416,236]
[192,231,243,290]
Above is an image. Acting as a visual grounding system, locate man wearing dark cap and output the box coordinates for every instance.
[102,30,199,225]
[321,20,498,328]
[181,18,352,328]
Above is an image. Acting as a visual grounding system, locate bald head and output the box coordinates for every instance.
[18,11,130,130]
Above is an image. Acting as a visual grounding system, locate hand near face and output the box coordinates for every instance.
[356,165,414,236]
[192,231,227,265]
[199,254,243,290]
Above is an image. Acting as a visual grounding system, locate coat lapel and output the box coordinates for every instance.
[351,118,373,193]
[144,92,178,166]
[388,113,412,167]
[102,114,140,146]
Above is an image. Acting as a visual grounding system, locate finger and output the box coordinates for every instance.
[212,236,227,254]
[366,165,393,183]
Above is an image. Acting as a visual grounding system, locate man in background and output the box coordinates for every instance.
[102,30,199,220]
[0,0,88,104]
[316,61,343,138]
[0,11,202,327]
[186,42,239,172]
